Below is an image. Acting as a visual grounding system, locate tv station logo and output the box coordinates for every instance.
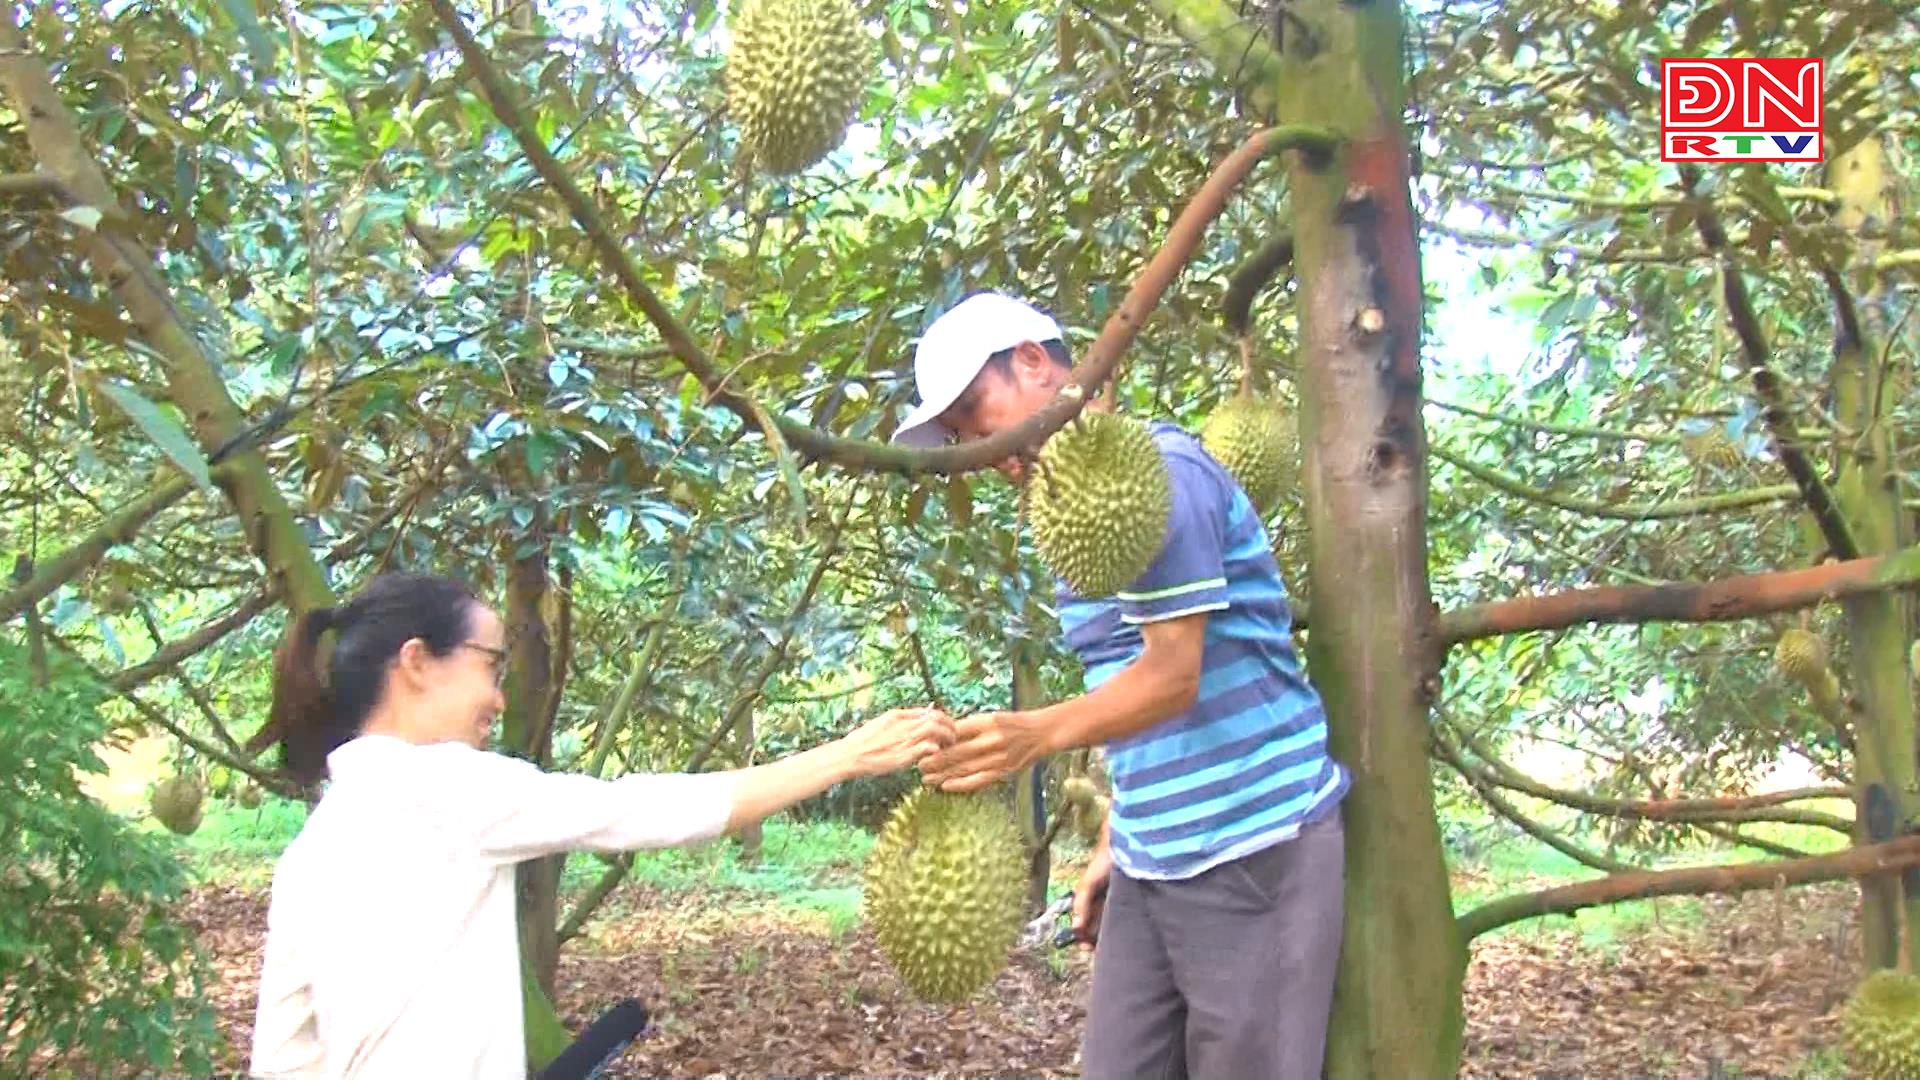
[1661,58,1823,162]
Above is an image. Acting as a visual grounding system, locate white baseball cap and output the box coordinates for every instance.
[890,291,1065,448]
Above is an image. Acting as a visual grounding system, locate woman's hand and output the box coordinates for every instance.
[838,706,956,778]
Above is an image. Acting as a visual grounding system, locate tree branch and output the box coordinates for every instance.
[103,462,452,693]
[1683,168,1860,561]
[1433,222,1716,265]
[1432,444,1797,520]
[1147,0,1286,117]
[1456,834,1920,942]
[1466,178,1838,213]
[0,479,194,624]
[1427,398,1685,446]
[1694,821,1814,861]
[425,0,1336,476]
[0,15,335,616]
[559,503,853,943]
[108,589,278,691]
[1442,541,1920,643]
[51,639,303,799]
[1432,730,1635,874]
[1223,232,1294,336]
[1446,723,1852,833]
[0,171,69,200]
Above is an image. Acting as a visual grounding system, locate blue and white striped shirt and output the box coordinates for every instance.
[1054,421,1348,881]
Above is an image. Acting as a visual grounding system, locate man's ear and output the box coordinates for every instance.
[1013,340,1062,387]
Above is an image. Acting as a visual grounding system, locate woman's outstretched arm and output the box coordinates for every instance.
[720,706,954,830]
[440,707,954,863]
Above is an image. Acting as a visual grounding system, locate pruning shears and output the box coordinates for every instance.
[1020,892,1081,950]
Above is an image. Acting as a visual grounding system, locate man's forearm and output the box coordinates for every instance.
[1030,652,1198,754]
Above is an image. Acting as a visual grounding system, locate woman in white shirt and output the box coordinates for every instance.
[246,572,954,1079]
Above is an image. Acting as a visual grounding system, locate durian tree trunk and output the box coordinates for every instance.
[502,507,567,1065]
[1273,1,1464,1076]
[1011,643,1051,914]
[1829,133,1918,972]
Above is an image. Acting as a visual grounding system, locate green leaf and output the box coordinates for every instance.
[216,0,280,70]
[95,381,216,494]
[525,432,553,476]
[947,474,972,527]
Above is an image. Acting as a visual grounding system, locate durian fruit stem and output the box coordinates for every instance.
[1238,335,1258,397]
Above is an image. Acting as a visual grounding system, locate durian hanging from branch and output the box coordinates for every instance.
[724,0,876,176]
[863,789,1029,1003]
[1200,336,1297,517]
[1026,408,1173,599]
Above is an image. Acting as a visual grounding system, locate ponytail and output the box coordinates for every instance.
[270,606,344,788]
[252,574,481,789]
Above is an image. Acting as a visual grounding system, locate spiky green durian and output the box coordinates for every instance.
[1027,412,1172,598]
[1841,970,1920,1080]
[150,774,204,836]
[1200,394,1296,514]
[1774,627,1828,687]
[724,0,874,175]
[1681,428,1744,472]
[863,789,1028,1003]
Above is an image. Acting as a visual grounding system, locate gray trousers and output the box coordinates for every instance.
[1080,807,1346,1080]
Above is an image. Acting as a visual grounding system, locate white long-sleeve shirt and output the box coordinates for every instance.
[249,735,737,1079]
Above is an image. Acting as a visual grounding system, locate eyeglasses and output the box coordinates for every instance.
[460,642,510,687]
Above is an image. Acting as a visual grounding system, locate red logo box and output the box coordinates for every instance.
[1661,58,1823,163]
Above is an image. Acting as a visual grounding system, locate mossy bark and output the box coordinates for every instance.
[1273,2,1465,1075]
[0,15,333,618]
[1830,134,1917,971]
[1011,645,1051,914]
[503,515,568,1050]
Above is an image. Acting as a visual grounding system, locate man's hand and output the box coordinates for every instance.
[917,711,1050,793]
[1071,842,1112,947]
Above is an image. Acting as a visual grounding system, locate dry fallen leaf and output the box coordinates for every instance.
[169,877,1859,1080]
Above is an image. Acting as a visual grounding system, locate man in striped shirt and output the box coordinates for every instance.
[895,291,1350,1080]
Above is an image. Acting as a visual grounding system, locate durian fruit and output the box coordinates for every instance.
[1027,412,1172,598]
[1840,970,1920,1080]
[863,788,1029,1003]
[1060,776,1098,813]
[1074,795,1110,844]
[1058,775,1105,844]
[149,774,205,836]
[1774,627,1828,687]
[1681,428,1744,472]
[724,0,874,176]
[1200,394,1296,515]
[235,781,263,810]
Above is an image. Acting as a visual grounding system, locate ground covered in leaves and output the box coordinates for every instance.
[187,874,1861,1079]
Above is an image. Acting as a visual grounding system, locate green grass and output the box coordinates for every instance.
[171,783,1852,953]
[560,817,875,932]
[175,796,878,930]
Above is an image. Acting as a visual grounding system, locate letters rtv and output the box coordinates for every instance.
[1660,58,1823,164]
[1664,132,1820,161]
